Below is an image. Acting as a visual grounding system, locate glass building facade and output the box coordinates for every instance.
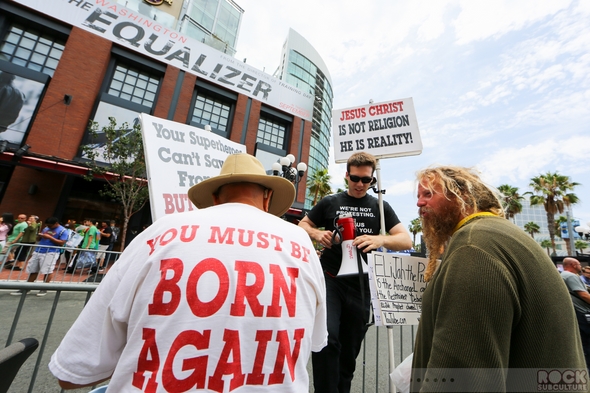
[275,29,333,209]
[513,197,576,255]
[179,0,243,56]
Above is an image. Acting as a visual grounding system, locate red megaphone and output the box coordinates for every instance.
[335,214,367,276]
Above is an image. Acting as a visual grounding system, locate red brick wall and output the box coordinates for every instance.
[153,65,179,119]
[229,94,249,144]
[244,100,262,155]
[26,27,112,159]
[295,119,313,203]
[174,72,197,124]
[1,166,67,222]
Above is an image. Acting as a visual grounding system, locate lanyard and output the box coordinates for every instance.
[453,212,498,233]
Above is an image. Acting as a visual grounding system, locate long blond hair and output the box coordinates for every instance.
[417,166,504,281]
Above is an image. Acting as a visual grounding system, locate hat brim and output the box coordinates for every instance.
[188,173,296,217]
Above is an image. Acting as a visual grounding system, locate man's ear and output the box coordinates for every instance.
[262,189,273,212]
[212,193,221,206]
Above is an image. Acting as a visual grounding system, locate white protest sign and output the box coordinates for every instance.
[367,252,428,326]
[139,114,246,221]
[13,0,314,121]
[332,98,422,163]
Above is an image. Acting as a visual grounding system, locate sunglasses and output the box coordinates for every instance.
[349,175,374,184]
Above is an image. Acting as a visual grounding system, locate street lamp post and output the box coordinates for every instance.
[575,221,590,241]
[271,154,307,185]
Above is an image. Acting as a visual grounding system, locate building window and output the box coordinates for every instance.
[0,22,65,77]
[107,64,159,107]
[79,54,163,163]
[191,93,232,133]
[256,117,286,150]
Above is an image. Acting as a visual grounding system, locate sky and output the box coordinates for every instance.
[234,0,590,234]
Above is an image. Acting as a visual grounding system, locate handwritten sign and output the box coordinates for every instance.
[367,252,427,326]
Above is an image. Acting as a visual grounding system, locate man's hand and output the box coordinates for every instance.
[314,229,334,249]
[353,223,413,253]
[353,234,386,253]
[299,216,334,249]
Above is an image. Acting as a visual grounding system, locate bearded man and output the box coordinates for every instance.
[411,166,586,392]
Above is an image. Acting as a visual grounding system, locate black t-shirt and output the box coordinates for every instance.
[99,226,113,246]
[306,191,401,277]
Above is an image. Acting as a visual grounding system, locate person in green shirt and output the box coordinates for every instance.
[81,219,99,250]
[14,215,40,270]
[67,219,99,272]
[5,213,27,268]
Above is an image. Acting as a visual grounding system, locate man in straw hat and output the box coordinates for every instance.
[412,165,586,392]
[50,153,327,392]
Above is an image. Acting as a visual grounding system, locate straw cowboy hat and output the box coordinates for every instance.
[188,153,296,217]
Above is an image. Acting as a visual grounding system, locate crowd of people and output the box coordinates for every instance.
[1,214,120,295]
[3,152,586,391]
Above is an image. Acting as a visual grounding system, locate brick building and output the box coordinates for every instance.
[0,0,314,244]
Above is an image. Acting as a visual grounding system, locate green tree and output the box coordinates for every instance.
[497,184,524,221]
[335,177,348,194]
[307,168,332,206]
[527,172,580,255]
[408,218,422,248]
[575,240,588,254]
[81,117,149,251]
[523,222,540,239]
[540,239,552,256]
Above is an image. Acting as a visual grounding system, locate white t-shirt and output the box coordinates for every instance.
[49,204,327,392]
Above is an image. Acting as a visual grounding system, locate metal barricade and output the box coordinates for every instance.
[0,281,99,393]
[1,243,121,284]
[1,245,417,393]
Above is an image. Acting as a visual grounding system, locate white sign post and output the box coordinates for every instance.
[139,114,246,221]
[332,98,422,164]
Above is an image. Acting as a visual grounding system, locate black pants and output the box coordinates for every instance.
[312,274,370,393]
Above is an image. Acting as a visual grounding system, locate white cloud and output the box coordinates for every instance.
[477,135,590,186]
[386,179,416,197]
[452,0,572,44]
[232,0,590,226]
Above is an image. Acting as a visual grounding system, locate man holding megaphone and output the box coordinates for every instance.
[299,152,412,393]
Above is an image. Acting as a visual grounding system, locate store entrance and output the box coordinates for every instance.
[61,176,152,249]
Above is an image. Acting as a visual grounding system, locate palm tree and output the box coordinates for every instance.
[307,168,332,206]
[527,172,580,255]
[408,218,422,248]
[497,184,524,221]
[523,222,540,239]
[540,240,552,256]
[575,240,588,254]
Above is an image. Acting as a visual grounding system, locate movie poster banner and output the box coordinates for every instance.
[332,98,423,163]
[367,252,427,326]
[139,113,246,221]
[13,0,314,121]
[0,63,47,146]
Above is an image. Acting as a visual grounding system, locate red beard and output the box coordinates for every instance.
[420,204,460,281]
